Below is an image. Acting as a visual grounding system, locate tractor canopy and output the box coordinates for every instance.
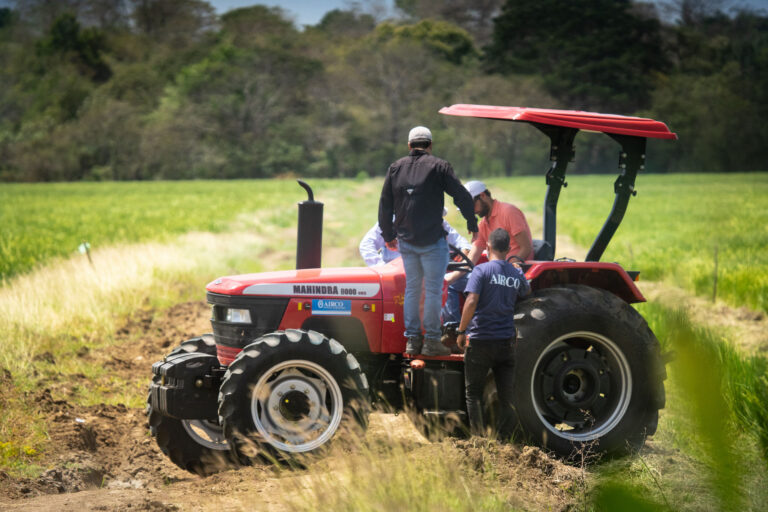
[440,104,677,262]
[439,105,677,140]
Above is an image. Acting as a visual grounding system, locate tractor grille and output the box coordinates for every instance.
[206,292,288,349]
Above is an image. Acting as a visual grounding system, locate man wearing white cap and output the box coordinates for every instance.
[461,180,533,267]
[378,126,478,356]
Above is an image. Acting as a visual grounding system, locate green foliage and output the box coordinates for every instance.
[491,172,768,312]
[130,0,216,44]
[647,11,768,172]
[485,0,668,111]
[220,4,298,47]
[1,0,768,180]
[394,0,503,46]
[0,7,13,29]
[594,482,671,512]
[375,19,478,64]
[35,13,111,82]
[315,8,375,39]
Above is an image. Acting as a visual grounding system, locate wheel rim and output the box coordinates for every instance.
[181,420,229,451]
[250,359,344,453]
[530,331,632,442]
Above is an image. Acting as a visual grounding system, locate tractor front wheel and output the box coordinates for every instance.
[218,329,370,464]
[147,335,238,476]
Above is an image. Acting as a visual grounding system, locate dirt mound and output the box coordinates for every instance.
[451,438,581,510]
[0,302,210,501]
[3,395,192,499]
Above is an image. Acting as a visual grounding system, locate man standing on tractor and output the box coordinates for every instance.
[378,126,477,357]
[456,228,530,436]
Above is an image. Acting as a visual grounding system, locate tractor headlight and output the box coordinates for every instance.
[226,308,252,324]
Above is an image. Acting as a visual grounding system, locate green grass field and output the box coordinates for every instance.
[3,174,765,311]
[487,173,768,313]
[0,179,370,281]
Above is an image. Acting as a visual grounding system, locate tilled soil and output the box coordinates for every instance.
[0,302,581,511]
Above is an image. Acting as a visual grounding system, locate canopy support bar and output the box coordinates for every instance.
[586,135,646,262]
[534,124,578,257]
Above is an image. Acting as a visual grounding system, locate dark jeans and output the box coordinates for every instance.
[464,339,516,436]
[441,273,469,325]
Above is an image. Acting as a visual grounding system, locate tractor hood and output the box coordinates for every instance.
[206,266,382,299]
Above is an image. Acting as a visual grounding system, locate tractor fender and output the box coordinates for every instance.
[525,261,645,304]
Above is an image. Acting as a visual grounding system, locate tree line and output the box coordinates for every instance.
[0,0,766,181]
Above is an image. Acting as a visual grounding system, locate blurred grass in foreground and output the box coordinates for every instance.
[592,301,768,511]
[284,442,512,512]
[490,172,768,313]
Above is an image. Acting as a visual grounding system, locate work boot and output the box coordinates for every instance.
[421,337,451,356]
[405,335,423,355]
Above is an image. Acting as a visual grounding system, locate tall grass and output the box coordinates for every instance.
[592,302,768,510]
[489,173,768,313]
[284,442,512,512]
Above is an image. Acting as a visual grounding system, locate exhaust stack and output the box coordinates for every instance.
[296,180,323,269]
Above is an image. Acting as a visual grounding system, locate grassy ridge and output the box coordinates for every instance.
[0,180,367,281]
[488,173,768,313]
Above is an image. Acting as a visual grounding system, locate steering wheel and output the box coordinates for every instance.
[507,254,526,265]
[447,244,474,273]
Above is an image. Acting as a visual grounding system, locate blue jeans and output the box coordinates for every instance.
[464,339,516,436]
[399,238,449,341]
[441,273,469,325]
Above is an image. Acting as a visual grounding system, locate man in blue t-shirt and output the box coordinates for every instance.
[456,228,531,436]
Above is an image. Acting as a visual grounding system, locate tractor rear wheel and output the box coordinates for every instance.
[147,335,237,476]
[218,329,370,465]
[512,285,665,459]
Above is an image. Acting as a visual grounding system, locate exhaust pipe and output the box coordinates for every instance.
[296,180,323,269]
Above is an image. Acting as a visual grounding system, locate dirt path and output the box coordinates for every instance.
[0,302,581,511]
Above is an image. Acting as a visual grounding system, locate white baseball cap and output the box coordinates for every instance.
[465,180,487,199]
[408,126,432,143]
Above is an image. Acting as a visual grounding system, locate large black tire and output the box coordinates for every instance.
[511,285,666,459]
[147,334,238,476]
[218,329,370,465]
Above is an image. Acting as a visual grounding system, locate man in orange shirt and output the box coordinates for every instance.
[442,180,532,350]
[464,180,532,265]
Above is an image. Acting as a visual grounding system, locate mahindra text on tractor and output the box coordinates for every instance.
[147,104,676,475]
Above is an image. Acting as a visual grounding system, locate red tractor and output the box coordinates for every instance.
[148,105,676,475]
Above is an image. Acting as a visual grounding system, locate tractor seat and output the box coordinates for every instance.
[532,239,554,261]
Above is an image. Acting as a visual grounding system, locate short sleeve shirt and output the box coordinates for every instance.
[473,201,533,261]
[465,259,530,341]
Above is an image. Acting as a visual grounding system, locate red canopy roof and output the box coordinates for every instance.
[439,104,678,140]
